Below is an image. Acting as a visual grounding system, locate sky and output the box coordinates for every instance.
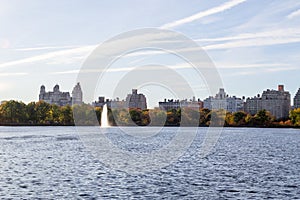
[0,0,300,108]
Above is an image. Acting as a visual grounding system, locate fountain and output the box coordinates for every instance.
[101,104,110,127]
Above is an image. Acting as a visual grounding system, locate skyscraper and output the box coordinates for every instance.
[72,82,83,105]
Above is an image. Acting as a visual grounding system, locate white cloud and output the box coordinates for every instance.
[201,28,300,50]
[0,45,96,69]
[287,9,300,19]
[55,61,292,73]
[225,65,297,77]
[0,72,28,77]
[216,63,291,69]
[161,0,247,29]
[52,67,137,75]
[52,70,80,75]
[204,37,300,50]
[16,45,80,51]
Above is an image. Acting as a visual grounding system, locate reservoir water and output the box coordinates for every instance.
[0,127,299,199]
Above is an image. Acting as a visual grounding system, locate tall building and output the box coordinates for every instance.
[203,88,244,112]
[72,82,83,105]
[294,88,300,109]
[39,83,83,106]
[126,89,147,110]
[245,85,291,119]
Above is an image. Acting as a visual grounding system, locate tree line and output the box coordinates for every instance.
[0,100,300,127]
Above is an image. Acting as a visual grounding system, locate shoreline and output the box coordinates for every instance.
[0,124,299,129]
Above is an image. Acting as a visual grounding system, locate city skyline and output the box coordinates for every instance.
[0,0,299,104]
[11,83,298,110]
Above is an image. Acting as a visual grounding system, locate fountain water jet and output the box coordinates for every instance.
[101,104,110,127]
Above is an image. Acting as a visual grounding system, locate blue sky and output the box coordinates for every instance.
[0,0,300,107]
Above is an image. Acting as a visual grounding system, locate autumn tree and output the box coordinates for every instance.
[290,108,300,126]
[253,109,274,126]
[0,100,27,123]
[59,105,74,125]
[233,111,247,126]
[35,101,51,124]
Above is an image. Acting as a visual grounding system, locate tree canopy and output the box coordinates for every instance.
[0,100,299,127]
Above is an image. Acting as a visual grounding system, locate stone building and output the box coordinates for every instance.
[72,83,83,105]
[93,96,106,107]
[203,88,244,112]
[93,97,127,109]
[159,97,203,111]
[39,83,83,106]
[244,95,262,115]
[126,89,147,110]
[245,85,291,119]
[93,89,147,110]
[159,99,181,110]
[294,88,300,109]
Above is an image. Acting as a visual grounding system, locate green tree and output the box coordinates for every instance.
[225,112,234,126]
[72,104,97,125]
[94,106,102,123]
[112,108,131,126]
[129,109,142,125]
[26,102,37,124]
[233,111,247,126]
[35,101,51,124]
[207,109,226,127]
[165,108,181,126]
[149,108,167,126]
[245,114,254,126]
[141,110,150,126]
[59,105,74,125]
[199,108,211,126]
[0,100,27,123]
[253,109,274,126]
[290,108,300,126]
[181,107,199,126]
[48,104,60,124]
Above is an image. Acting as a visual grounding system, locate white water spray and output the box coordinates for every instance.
[101,104,110,127]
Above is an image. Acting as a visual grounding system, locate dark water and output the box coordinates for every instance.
[0,127,300,199]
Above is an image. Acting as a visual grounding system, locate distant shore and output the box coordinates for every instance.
[0,123,299,129]
[1,101,299,128]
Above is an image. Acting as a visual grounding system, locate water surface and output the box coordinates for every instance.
[0,127,299,199]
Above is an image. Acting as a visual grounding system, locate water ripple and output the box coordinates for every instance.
[0,127,299,199]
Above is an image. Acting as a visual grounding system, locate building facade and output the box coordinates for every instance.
[72,82,83,105]
[159,99,181,110]
[203,88,244,112]
[93,89,147,110]
[126,89,147,110]
[93,96,106,107]
[159,97,203,111]
[245,85,291,119]
[93,97,127,109]
[39,83,83,106]
[244,95,262,115]
[294,88,300,109]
